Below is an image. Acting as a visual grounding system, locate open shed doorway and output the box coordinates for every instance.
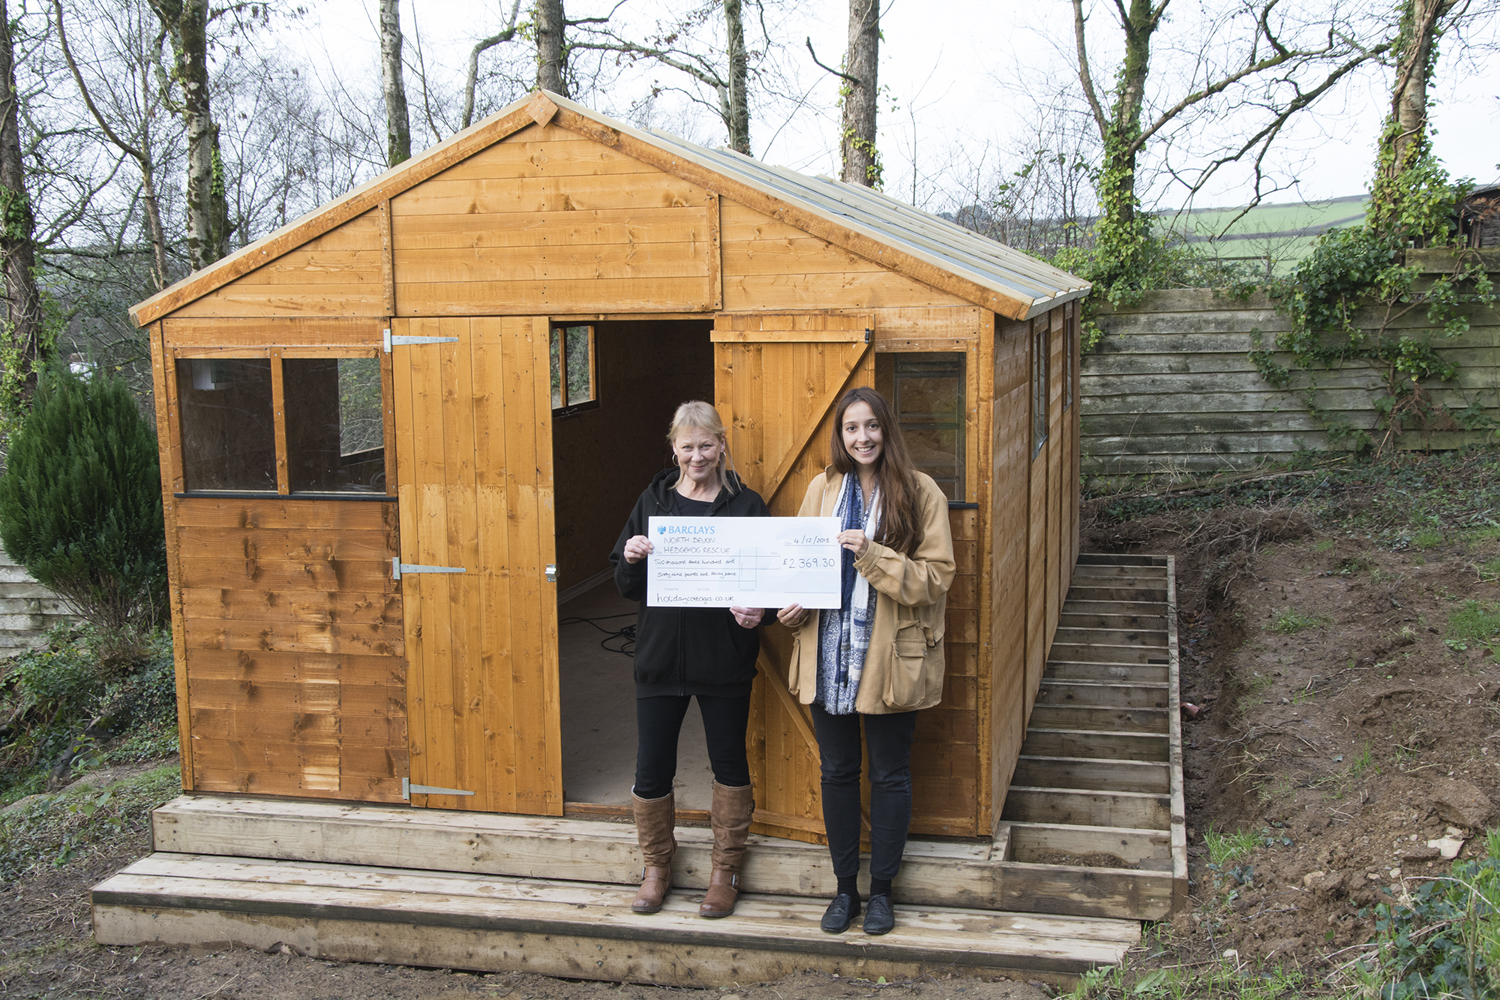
[551,319,717,811]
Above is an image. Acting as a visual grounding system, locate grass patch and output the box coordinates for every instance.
[1311,537,1336,553]
[1267,608,1329,634]
[0,764,179,884]
[1412,527,1446,549]
[1447,600,1500,654]
[1206,828,1261,868]
[1479,557,1500,583]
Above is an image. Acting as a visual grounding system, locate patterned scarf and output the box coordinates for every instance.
[816,473,881,715]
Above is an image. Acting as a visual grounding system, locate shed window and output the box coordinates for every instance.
[550,324,596,414]
[1063,318,1074,412]
[284,357,386,493]
[1031,322,1049,457]
[176,358,277,491]
[877,353,965,502]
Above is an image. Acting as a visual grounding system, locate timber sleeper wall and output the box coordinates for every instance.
[1084,274,1500,481]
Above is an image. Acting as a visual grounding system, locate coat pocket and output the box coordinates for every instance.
[886,621,933,709]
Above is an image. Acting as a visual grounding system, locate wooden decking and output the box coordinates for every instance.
[91,553,1184,986]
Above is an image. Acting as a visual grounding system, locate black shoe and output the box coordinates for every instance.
[863,893,894,935]
[820,893,861,933]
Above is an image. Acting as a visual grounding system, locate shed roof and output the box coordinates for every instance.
[132,91,1088,326]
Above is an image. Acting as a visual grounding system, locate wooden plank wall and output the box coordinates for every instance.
[988,317,1031,835]
[391,123,719,316]
[155,318,406,802]
[1084,287,1500,482]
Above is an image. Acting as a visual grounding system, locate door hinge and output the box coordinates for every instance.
[392,558,467,581]
[384,328,460,353]
[864,327,873,343]
[402,778,475,800]
[545,564,558,583]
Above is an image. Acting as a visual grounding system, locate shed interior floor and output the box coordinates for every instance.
[558,580,716,811]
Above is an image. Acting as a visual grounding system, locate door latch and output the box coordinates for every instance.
[392,558,467,581]
[545,564,558,583]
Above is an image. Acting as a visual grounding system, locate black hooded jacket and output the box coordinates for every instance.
[610,468,770,697]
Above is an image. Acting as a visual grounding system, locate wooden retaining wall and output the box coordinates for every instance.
[1083,264,1500,480]
[0,546,71,657]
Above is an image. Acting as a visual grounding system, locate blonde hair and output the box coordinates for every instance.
[667,400,739,495]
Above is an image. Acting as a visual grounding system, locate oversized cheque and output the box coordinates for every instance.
[646,516,842,609]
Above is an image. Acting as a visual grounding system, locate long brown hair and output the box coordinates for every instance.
[829,387,924,555]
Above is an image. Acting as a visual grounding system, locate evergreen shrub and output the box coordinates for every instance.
[0,368,165,632]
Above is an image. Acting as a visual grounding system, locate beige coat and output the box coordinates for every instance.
[785,469,956,714]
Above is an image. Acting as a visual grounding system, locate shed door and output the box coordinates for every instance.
[392,317,562,816]
[711,312,874,841]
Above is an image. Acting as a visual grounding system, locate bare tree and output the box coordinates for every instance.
[0,0,43,408]
[52,0,172,291]
[1069,0,1390,286]
[379,0,412,165]
[839,0,878,186]
[536,0,568,95]
[148,0,233,270]
[462,0,524,129]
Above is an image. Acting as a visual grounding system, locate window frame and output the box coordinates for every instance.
[549,323,599,418]
[880,351,967,504]
[170,344,394,499]
[1031,321,1050,458]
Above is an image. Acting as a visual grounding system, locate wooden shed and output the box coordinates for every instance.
[93,92,1183,983]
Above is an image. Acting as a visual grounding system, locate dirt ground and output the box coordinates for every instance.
[6,453,1500,997]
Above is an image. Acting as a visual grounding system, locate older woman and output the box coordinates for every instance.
[777,387,955,936]
[610,401,768,919]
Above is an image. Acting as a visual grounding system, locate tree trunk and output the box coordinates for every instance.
[1100,0,1156,238]
[152,0,231,270]
[724,0,749,154]
[0,0,41,404]
[1388,0,1441,177]
[380,0,412,166]
[535,0,568,96]
[839,0,878,186]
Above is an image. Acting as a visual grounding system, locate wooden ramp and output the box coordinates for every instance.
[1002,553,1188,913]
[92,553,1184,986]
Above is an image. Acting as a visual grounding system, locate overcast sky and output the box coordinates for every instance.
[283,0,1500,213]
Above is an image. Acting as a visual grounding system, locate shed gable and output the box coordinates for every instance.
[174,208,387,319]
[391,122,719,316]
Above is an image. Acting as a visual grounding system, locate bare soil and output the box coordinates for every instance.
[6,451,1500,997]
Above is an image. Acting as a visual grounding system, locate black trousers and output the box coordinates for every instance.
[633,693,752,799]
[811,703,919,882]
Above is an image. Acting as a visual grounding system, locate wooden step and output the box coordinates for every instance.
[1055,626,1169,646]
[1044,660,1170,684]
[1037,680,1171,710]
[1048,642,1170,665]
[92,853,1140,987]
[1059,611,1168,630]
[1069,568,1169,584]
[1020,728,1170,762]
[1075,554,1169,568]
[1004,821,1177,875]
[1012,756,1170,794]
[1060,600,1168,617]
[147,795,1174,919]
[1064,585,1170,603]
[1001,787,1172,830]
[1027,704,1169,734]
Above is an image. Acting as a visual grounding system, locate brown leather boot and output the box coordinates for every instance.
[631,790,676,914]
[699,782,754,918]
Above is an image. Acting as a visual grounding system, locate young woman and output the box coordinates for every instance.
[776,387,955,935]
[610,401,768,919]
